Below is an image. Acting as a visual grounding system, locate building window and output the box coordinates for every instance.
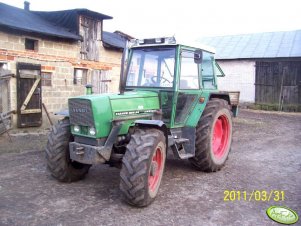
[74,68,88,85]
[25,38,38,51]
[41,72,52,86]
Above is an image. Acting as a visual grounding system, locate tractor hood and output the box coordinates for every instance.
[109,91,159,117]
[68,91,160,138]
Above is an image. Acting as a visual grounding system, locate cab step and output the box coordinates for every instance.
[172,138,195,159]
[170,127,196,160]
[175,138,189,144]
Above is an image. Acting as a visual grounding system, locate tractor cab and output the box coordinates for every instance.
[122,37,224,127]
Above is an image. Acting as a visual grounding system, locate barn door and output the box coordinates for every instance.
[255,62,279,104]
[255,61,301,111]
[91,70,111,94]
[17,63,42,127]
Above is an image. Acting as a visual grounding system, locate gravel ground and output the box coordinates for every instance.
[0,109,300,226]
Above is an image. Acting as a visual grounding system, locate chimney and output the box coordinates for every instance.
[24,1,30,11]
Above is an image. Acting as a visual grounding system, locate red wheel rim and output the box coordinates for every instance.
[149,147,163,192]
[212,115,230,159]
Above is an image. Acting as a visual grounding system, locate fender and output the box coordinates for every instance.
[209,92,239,117]
[209,92,231,105]
[134,120,168,146]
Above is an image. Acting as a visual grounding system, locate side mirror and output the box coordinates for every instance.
[194,49,203,64]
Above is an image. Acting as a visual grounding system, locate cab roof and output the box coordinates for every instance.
[129,37,216,54]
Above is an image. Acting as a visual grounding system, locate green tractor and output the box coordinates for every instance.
[45,37,239,207]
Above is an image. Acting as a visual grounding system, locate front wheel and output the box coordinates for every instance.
[45,118,91,182]
[120,128,166,207]
[189,99,233,172]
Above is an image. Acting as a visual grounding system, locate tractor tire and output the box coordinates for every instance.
[189,98,233,172]
[45,118,91,182]
[120,128,166,207]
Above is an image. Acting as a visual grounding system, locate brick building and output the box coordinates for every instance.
[0,2,129,128]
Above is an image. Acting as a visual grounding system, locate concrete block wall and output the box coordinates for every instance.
[99,45,122,93]
[0,31,123,129]
[217,60,256,103]
[0,32,79,59]
[0,31,85,112]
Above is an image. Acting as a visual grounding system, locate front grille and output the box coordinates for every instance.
[68,99,94,127]
[74,136,105,146]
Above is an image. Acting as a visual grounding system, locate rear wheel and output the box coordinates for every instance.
[120,128,166,207]
[189,99,232,171]
[45,118,91,182]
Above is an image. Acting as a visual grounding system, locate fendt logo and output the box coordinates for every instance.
[71,108,89,113]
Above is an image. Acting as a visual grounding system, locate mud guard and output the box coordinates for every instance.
[209,92,239,117]
[134,120,168,146]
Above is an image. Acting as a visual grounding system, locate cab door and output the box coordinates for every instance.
[173,48,202,127]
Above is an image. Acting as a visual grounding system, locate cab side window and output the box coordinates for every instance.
[180,50,199,89]
[201,52,216,89]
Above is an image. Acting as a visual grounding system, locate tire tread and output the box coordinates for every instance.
[45,118,90,182]
[120,129,165,207]
[189,99,232,172]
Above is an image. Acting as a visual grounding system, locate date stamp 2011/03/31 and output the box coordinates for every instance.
[224,190,285,202]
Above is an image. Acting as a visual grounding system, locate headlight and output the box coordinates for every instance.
[74,125,80,133]
[89,127,96,136]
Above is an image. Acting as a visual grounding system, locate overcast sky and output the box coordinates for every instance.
[1,0,300,41]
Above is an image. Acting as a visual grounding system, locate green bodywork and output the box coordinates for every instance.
[70,43,235,139]
[70,91,160,138]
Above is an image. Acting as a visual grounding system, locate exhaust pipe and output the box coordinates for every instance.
[119,41,129,95]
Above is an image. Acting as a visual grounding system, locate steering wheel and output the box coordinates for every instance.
[151,75,171,84]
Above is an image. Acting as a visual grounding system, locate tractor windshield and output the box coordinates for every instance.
[126,47,176,88]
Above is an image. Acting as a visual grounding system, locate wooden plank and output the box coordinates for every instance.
[20,78,41,111]
[97,21,102,40]
[100,70,109,93]
[21,109,42,114]
[92,70,100,94]
[80,16,99,61]
[19,74,40,79]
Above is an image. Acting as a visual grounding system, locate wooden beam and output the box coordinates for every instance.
[21,109,42,114]
[20,78,41,111]
[19,74,40,79]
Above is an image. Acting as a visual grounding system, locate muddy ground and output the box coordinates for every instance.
[0,109,300,226]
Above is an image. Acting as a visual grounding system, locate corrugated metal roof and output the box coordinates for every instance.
[102,31,126,49]
[198,30,301,59]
